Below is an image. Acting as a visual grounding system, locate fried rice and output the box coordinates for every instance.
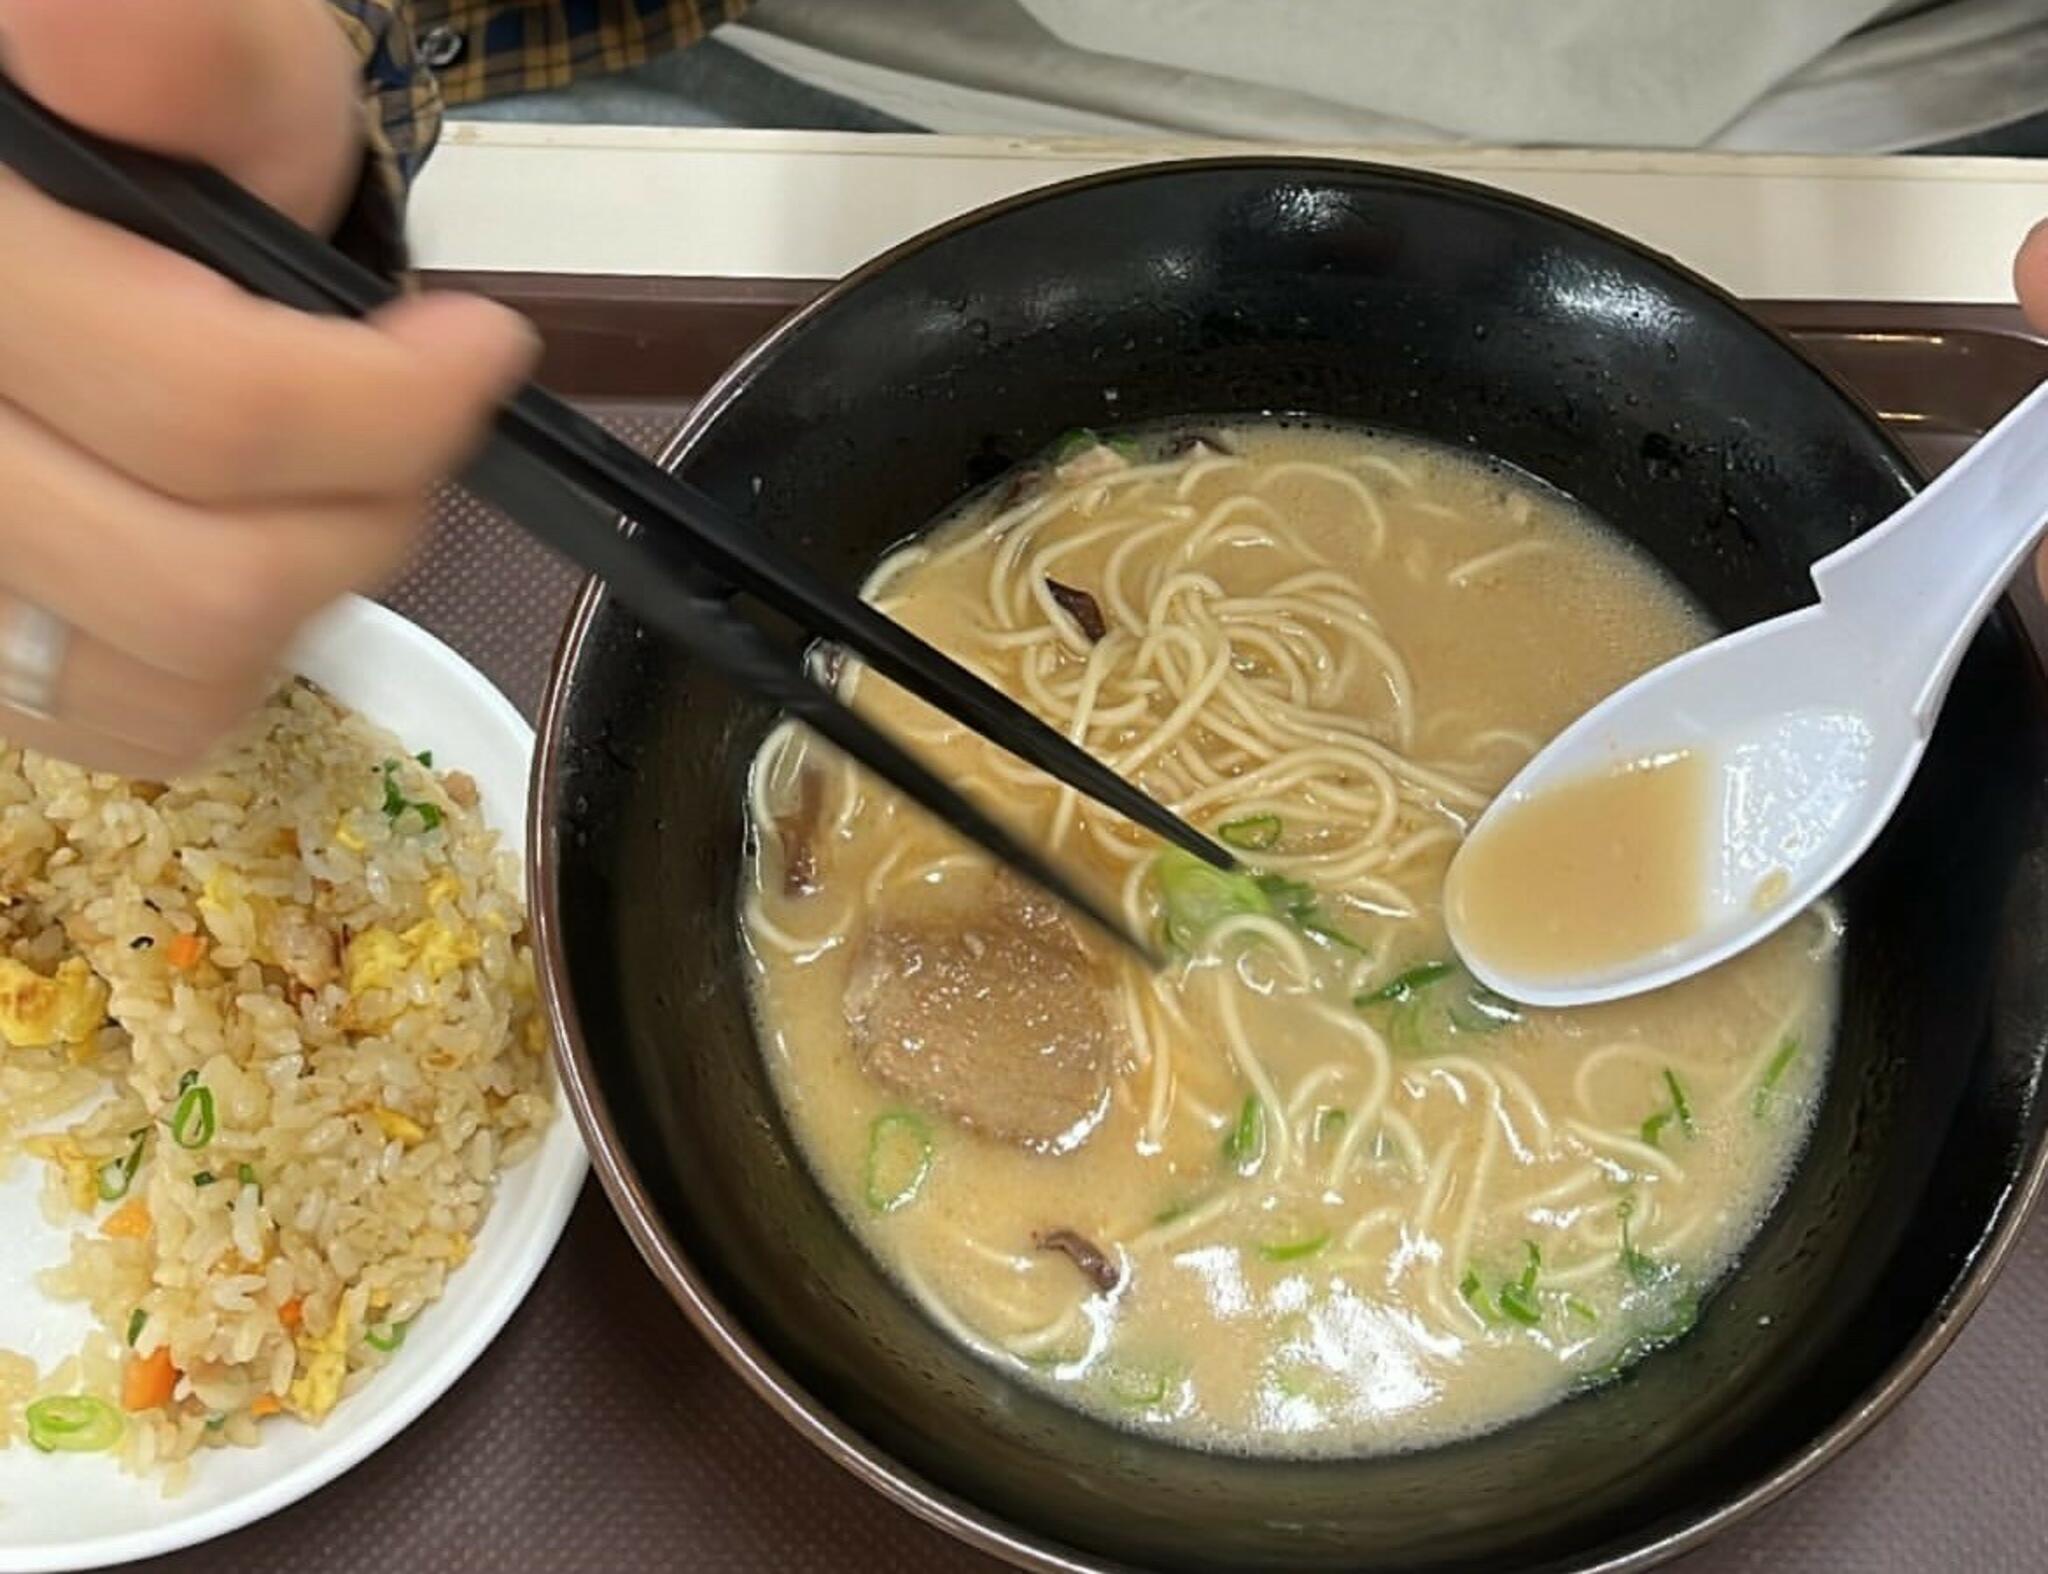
[0,679,551,1488]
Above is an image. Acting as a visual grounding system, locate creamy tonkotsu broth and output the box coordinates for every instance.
[740,423,1836,1457]
[1447,748,1713,981]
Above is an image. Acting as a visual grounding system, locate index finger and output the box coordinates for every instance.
[0,173,536,504]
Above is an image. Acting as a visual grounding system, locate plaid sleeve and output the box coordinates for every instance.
[326,0,443,189]
[318,1,747,268]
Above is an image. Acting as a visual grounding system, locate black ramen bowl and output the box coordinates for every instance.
[533,160,2048,1572]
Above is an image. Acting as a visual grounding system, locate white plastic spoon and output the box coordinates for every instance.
[1446,377,2048,1008]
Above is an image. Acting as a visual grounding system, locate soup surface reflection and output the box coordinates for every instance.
[740,423,1835,1456]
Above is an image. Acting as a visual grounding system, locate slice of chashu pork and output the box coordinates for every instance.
[844,872,1121,1153]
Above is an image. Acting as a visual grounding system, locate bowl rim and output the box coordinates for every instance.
[531,153,2048,1574]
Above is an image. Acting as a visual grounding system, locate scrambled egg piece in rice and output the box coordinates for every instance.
[286,1307,351,1421]
[0,956,106,1050]
[345,917,480,997]
[22,1134,99,1214]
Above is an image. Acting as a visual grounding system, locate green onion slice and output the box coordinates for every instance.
[864,1113,934,1214]
[1357,961,1455,1006]
[1753,1035,1802,1117]
[125,1309,146,1346]
[1642,1068,1699,1147]
[1217,814,1283,852]
[1358,962,1522,1052]
[170,1083,216,1149]
[379,759,444,832]
[1220,1095,1265,1175]
[1462,1241,1546,1326]
[1618,1196,1670,1289]
[1257,1229,1331,1264]
[364,1321,411,1353]
[1154,849,1273,953]
[96,1129,147,1202]
[1254,873,1366,953]
[1102,1360,1175,1408]
[25,1395,123,1454]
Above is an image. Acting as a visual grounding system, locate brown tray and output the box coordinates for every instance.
[142,281,2048,1574]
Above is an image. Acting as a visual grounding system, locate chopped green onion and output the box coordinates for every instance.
[237,1162,259,1197]
[1220,1095,1265,1175]
[379,760,406,816]
[125,1309,146,1346]
[1054,428,1104,462]
[1459,1268,1491,1320]
[1753,1035,1802,1117]
[1564,1294,1601,1326]
[192,1171,216,1188]
[1641,1070,1698,1148]
[170,1082,216,1149]
[1618,1196,1670,1289]
[414,750,434,768]
[1153,849,1273,953]
[1666,1071,1696,1136]
[96,1129,147,1202]
[864,1113,934,1214]
[1101,1359,1176,1408]
[1151,1198,1194,1226]
[1258,1229,1331,1264]
[1313,1107,1348,1143]
[364,1321,410,1353]
[1217,813,1283,852]
[1151,850,1363,956]
[1254,873,1366,953]
[25,1395,123,1454]
[1358,962,1522,1052]
[1385,994,1427,1055]
[205,1413,227,1431]
[379,760,443,833]
[1497,1240,1543,1324]
[1463,1242,1545,1326]
[176,1069,198,1094]
[1356,961,1455,1006]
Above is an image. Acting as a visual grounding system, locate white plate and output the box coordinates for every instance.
[0,596,587,1572]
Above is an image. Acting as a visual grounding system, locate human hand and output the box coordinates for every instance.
[0,0,536,777]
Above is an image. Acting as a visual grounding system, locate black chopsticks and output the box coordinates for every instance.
[0,69,1235,961]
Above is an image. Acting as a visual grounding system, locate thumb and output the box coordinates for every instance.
[369,290,544,476]
[0,0,364,232]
